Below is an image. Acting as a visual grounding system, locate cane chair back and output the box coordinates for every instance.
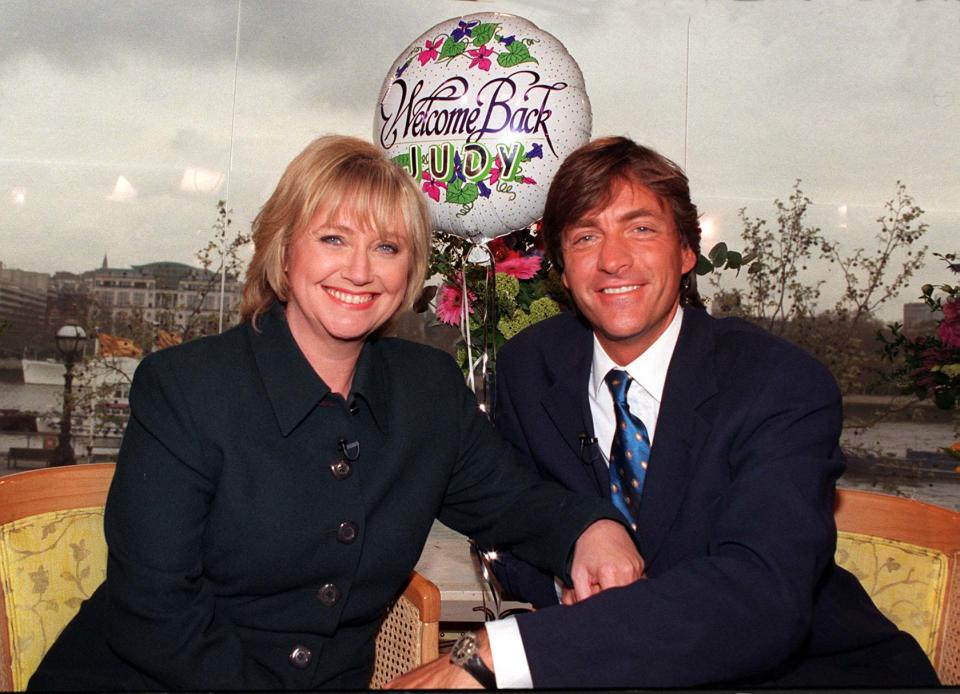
[370,571,441,687]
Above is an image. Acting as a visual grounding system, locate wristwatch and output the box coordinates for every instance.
[450,631,497,689]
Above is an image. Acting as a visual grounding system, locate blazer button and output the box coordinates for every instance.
[337,521,358,544]
[288,645,312,668]
[317,582,341,606]
[330,459,352,480]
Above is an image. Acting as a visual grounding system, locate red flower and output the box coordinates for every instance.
[486,234,543,278]
[531,225,545,251]
[488,237,511,263]
[943,298,959,322]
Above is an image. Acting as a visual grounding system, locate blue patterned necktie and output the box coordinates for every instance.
[605,369,651,530]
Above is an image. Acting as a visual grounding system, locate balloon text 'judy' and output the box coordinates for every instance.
[395,141,526,185]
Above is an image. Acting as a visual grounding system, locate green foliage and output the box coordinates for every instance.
[439,38,466,60]
[696,241,757,277]
[497,309,532,341]
[498,41,537,68]
[529,296,561,323]
[821,181,928,325]
[878,252,959,410]
[186,199,250,341]
[425,227,571,377]
[494,272,520,315]
[446,179,479,206]
[471,23,496,46]
[707,180,932,398]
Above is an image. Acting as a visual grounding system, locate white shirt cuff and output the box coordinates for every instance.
[485,616,534,688]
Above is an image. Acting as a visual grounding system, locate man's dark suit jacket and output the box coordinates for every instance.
[493,307,938,688]
[29,302,620,691]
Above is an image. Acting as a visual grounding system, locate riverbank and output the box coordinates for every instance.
[838,469,960,511]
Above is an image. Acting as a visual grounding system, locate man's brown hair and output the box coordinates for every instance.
[541,136,703,308]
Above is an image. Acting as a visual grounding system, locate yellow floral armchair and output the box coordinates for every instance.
[835,488,960,685]
[0,463,115,691]
[0,463,439,690]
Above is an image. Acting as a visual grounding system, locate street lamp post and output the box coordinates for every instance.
[51,323,87,467]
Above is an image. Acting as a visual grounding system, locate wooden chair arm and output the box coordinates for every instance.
[401,570,441,625]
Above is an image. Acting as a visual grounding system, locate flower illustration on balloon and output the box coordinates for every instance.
[467,45,494,71]
[451,20,478,42]
[418,38,443,66]
[488,156,502,186]
[421,172,447,203]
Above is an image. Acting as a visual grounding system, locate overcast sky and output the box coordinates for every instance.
[1,0,956,319]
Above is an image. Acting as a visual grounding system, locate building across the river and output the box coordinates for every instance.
[2,256,243,347]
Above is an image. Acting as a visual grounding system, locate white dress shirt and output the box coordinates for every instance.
[588,305,683,456]
[484,308,685,687]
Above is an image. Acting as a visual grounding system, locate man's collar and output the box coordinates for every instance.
[590,306,684,403]
[249,302,389,436]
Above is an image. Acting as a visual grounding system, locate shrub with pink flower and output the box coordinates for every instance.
[880,252,960,410]
[939,298,960,348]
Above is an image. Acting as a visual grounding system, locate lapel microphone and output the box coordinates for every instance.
[338,438,360,461]
[578,432,599,464]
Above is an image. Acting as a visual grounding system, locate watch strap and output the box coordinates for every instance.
[450,632,497,689]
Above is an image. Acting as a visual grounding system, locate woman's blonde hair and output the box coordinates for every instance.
[241,135,432,328]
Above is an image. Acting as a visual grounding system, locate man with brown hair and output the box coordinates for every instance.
[390,136,938,689]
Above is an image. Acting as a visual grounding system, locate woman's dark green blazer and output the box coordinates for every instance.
[30,302,617,690]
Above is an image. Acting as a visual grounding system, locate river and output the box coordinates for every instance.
[2,382,957,510]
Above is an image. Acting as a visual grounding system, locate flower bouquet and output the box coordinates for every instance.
[424,225,571,381]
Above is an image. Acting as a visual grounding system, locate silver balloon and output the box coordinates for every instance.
[374,12,592,241]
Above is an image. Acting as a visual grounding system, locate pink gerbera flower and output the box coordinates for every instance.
[497,253,542,280]
[435,280,474,325]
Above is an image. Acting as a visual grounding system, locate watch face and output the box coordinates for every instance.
[451,633,478,664]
